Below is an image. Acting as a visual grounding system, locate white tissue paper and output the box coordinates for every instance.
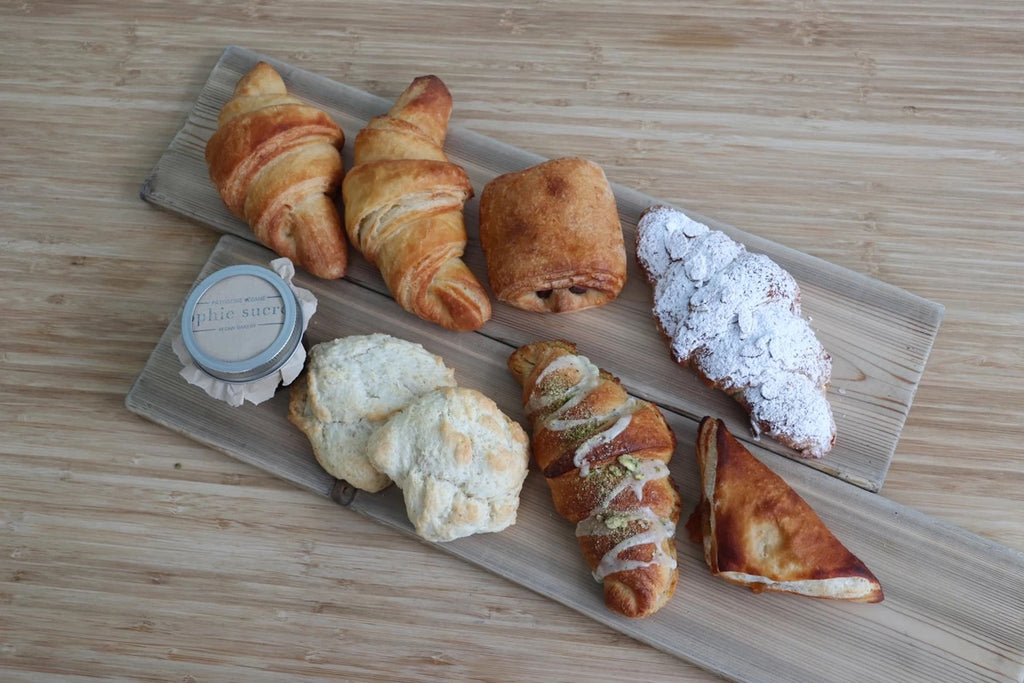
[171,258,318,407]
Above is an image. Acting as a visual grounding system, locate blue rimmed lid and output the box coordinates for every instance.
[180,264,303,383]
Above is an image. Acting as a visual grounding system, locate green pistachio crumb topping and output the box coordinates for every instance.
[617,454,639,472]
[603,514,630,531]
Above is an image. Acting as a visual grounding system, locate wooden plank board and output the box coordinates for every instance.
[139,45,944,492]
[126,235,1024,683]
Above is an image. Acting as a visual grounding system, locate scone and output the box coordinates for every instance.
[479,157,626,313]
[288,334,457,492]
[366,386,530,542]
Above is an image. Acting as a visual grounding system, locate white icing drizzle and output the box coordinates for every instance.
[533,350,678,582]
[526,353,600,416]
[546,401,636,434]
[571,413,632,476]
[531,352,640,477]
[600,459,670,508]
[636,205,836,457]
[576,507,677,582]
[578,461,677,582]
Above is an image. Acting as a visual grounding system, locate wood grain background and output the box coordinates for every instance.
[2,2,1022,681]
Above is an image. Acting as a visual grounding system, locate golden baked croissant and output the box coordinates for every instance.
[205,62,348,279]
[508,340,682,618]
[342,75,491,331]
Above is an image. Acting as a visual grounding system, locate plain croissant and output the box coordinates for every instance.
[508,340,682,618]
[342,75,491,332]
[205,61,348,279]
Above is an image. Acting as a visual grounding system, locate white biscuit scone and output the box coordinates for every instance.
[288,334,457,492]
[367,386,530,542]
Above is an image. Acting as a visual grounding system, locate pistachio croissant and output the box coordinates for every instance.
[508,340,682,618]
[342,75,491,331]
[205,62,347,279]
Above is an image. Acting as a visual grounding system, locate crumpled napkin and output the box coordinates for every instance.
[171,257,318,407]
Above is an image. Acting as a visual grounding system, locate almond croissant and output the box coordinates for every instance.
[205,62,348,279]
[342,75,491,332]
[635,205,836,457]
[508,340,682,618]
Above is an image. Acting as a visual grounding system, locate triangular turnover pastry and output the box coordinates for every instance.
[686,417,883,602]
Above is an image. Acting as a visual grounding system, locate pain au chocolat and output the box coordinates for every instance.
[479,157,626,313]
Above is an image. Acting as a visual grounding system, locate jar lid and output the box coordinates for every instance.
[180,264,303,383]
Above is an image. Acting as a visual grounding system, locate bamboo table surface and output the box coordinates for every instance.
[2,2,1022,682]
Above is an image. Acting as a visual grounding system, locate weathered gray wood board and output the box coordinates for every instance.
[139,45,945,492]
[127,235,1022,683]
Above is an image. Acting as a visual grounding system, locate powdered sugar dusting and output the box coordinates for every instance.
[636,205,710,277]
[636,205,836,457]
[649,230,744,339]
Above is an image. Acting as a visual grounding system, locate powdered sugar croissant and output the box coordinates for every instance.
[508,340,681,618]
[342,75,491,331]
[205,62,347,279]
[635,205,836,458]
